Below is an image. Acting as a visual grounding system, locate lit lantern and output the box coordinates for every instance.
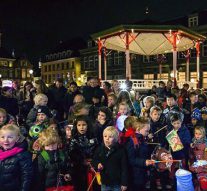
[176,169,194,191]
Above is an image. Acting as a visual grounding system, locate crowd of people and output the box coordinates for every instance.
[0,77,207,191]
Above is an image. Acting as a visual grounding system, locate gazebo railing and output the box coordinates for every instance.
[101,79,197,90]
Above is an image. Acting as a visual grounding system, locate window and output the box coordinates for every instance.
[188,16,198,27]
[157,73,169,80]
[88,41,92,48]
[114,75,123,79]
[178,72,185,82]
[67,50,72,57]
[48,75,51,83]
[66,62,69,69]
[190,72,197,82]
[144,74,154,80]
[45,65,47,72]
[178,52,186,59]
[107,53,113,66]
[89,56,94,68]
[57,64,60,70]
[202,41,207,57]
[48,65,51,71]
[203,72,207,88]
[52,64,55,70]
[46,55,49,60]
[94,55,98,69]
[114,52,121,65]
[190,48,196,58]
[61,63,64,70]
[84,57,88,69]
[72,61,75,69]
[143,56,154,63]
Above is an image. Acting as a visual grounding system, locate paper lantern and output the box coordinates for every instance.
[176,169,194,191]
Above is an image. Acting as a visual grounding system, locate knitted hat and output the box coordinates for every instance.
[191,108,202,121]
[201,106,207,114]
[37,106,52,118]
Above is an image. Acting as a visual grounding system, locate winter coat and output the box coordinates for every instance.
[125,133,150,186]
[92,143,128,186]
[0,144,33,191]
[36,150,70,190]
[93,120,114,144]
[150,114,167,145]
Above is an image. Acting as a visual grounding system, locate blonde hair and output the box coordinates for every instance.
[0,108,7,115]
[150,105,162,115]
[132,117,150,131]
[118,102,130,112]
[124,116,138,130]
[0,124,20,137]
[143,96,155,107]
[34,93,48,105]
[194,126,206,138]
[38,125,61,147]
[103,126,119,143]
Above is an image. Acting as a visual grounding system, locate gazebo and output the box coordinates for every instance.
[91,25,206,87]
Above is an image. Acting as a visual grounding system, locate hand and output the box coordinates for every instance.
[148,133,154,139]
[64,174,71,181]
[32,140,41,151]
[121,186,127,191]
[98,163,104,170]
[146,159,155,166]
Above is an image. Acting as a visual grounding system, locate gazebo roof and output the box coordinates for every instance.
[91,25,206,55]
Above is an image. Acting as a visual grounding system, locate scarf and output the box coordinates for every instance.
[0,147,23,161]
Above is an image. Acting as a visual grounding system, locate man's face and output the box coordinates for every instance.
[70,84,77,92]
[55,81,63,88]
[90,79,98,88]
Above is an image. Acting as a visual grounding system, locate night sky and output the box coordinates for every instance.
[0,0,207,66]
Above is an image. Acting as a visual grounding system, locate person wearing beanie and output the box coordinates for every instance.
[191,108,203,129]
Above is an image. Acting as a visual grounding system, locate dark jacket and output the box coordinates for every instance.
[37,150,70,190]
[150,114,167,145]
[0,147,33,191]
[125,133,150,186]
[92,143,128,186]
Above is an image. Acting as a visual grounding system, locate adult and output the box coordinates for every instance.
[49,78,67,122]
[82,77,106,105]
[111,80,121,96]
[64,81,81,119]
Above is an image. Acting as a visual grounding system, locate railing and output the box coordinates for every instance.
[101,79,197,90]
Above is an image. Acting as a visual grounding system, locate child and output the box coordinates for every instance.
[69,115,98,191]
[29,106,52,140]
[167,112,191,188]
[0,108,15,128]
[190,126,207,161]
[140,96,155,119]
[133,91,141,116]
[149,106,167,146]
[0,124,33,191]
[26,93,49,128]
[36,126,72,191]
[93,107,113,144]
[92,126,128,191]
[125,117,154,191]
[117,102,130,117]
[107,93,117,119]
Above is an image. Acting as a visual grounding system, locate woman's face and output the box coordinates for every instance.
[0,130,19,150]
[77,121,87,135]
[108,97,115,107]
[112,82,119,91]
[97,111,106,122]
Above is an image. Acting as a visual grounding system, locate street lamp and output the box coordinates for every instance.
[29,69,33,81]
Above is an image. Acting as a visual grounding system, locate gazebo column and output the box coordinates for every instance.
[98,38,102,80]
[186,49,190,82]
[196,41,200,88]
[104,47,107,80]
[125,32,131,79]
[172,33,177,87]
